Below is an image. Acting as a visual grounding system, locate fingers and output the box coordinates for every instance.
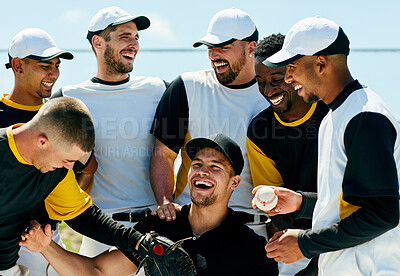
[151,203,181,221]
[251,185,264,194]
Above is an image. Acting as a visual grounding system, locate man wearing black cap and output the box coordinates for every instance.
[22,133,278,276]
[52,6,168,257]
[150,8,269,237]
[263,17,400,275]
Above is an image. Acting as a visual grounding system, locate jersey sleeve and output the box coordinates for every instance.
[343,112,399,198]
[246,136,284,187]
[150,76,189,153]
[44,169,93,220]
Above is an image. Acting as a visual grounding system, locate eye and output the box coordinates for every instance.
[257,81,266,92]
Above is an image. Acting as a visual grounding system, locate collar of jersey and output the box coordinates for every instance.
[274,102,318,127]
[7,124,32,165]
[1,93,44,111]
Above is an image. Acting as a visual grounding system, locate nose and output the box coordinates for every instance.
[264,83,278,98]
[49,66,60,80]
[208,48,219,61]
[197,165,210,176]
[129,38,139,50]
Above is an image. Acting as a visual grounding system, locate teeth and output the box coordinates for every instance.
[214,61,228,68]
[42,82,53,87]
[294,85,302,91]
[122,53,134,58]
[195,181,213,187]
[269,95,284,106]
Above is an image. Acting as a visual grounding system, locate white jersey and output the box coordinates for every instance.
[59,76,166,213]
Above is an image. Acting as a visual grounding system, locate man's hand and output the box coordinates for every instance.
[266,229,305,263]
[252,186,303,216]
[151,202,182,221]
[19,220,52,252]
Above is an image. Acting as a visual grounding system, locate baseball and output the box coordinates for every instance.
[254,186,278,211]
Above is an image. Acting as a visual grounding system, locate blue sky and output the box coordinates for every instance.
[1,0,400,118]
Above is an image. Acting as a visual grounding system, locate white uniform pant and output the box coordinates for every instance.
[16,226,64,276]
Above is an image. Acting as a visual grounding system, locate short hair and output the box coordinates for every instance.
[31,97,95,152]
[254,33,285,58]
[91,25,118,55]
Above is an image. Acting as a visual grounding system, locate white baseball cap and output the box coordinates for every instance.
[264,16,350,68]
[87,6,150,44]
[5,28,73,69]
[193,8,258,48]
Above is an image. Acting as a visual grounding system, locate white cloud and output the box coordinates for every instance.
[145,13,177,43]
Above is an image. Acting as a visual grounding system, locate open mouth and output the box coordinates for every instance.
[269,94,284,106]
[213,61,229,73]
[294,84,302,95]
[121,52,135,61]
[42,81,53,88]
[193,180,215,190]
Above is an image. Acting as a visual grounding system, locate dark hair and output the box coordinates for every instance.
[254,33,285,58]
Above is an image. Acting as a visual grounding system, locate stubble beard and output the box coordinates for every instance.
[214,48,246,85]
[104,44,133,75]
[191,193,217,208]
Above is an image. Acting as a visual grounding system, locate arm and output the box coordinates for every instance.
[150,139,180,221]
[20,221,137,276]
[75,153,98,192]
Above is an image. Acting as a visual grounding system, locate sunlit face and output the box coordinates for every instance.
[255,56,304,115]
[208,40,247,85]
[32,142,87,173]
[284,56,321,104]
[188,148,236,208]
[21,57,60,99]
[103,21,139,75]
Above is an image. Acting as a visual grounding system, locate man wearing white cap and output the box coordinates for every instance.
[1,28,76,276]
[150,8,269,237]
[263,16,400,275]
[52,6,167,257]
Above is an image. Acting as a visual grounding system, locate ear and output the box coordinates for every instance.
[92,35,104,51]
[248,41,257,57]
[37,135,50,150]
[315,55,328,74]
[230,175,241,190]
[12,58,23,74]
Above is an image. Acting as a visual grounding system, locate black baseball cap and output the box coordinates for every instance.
[185,133,244,175]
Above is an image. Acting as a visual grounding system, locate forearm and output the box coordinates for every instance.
[295,191,317,219]
[66,205,142,251]
[298,196,399,258]
[150,140,178,205]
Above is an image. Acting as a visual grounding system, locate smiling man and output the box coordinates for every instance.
[246,34,328,275]
[150,8,269,238]
[21,134,278,276]
[52,6,168,258]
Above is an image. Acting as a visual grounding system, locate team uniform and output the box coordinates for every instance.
[297,80,400,275]
[54,75,166,256]
[247,100,328,275]
[0,94,68,276]
[151,69,269,235]
[0,125,92,274]
[122,204,278,276]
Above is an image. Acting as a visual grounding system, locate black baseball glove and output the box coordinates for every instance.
[133,231,197,276]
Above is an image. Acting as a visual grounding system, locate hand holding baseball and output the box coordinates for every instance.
[252,186,303,215]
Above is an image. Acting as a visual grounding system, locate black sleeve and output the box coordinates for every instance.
[65,205,143,251]
[294,191,317,219]
[298,195,399,258]
[150,76,189,153]
[343,112,398,198]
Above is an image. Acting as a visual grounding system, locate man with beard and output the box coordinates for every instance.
[53,6,167,257]
[247,34,328,275]
[150,8,269,237]
[262,17,400,275]
[22,134,278,276]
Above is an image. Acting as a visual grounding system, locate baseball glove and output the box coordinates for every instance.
[133,231,197,276]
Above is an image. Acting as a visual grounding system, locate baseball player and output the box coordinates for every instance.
[247,34,328,275]
[22,134,278,276]
[263,17,400,275]
[150,8,269,237]
[51,6,168,257]
[1,28,96,276]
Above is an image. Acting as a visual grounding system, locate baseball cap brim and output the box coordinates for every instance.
[193,33,236,48]
[186,137,234,164]
[263,48,304,68]
[111,15,150,31]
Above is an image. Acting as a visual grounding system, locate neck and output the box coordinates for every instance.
[96,60,130,82]
[320,62,354,105]
[188,202,228,237]
[12,123,35,164]
[8,84,43,106]
[280,102,313,122]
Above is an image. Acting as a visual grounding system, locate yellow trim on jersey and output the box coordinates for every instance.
[1,93,44,111]
[45,170,93,220]
[6,124,31,165]
[274,102,318,127]
[176,132,192,198]
[246,137,284,187]
[339,192,361,220]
